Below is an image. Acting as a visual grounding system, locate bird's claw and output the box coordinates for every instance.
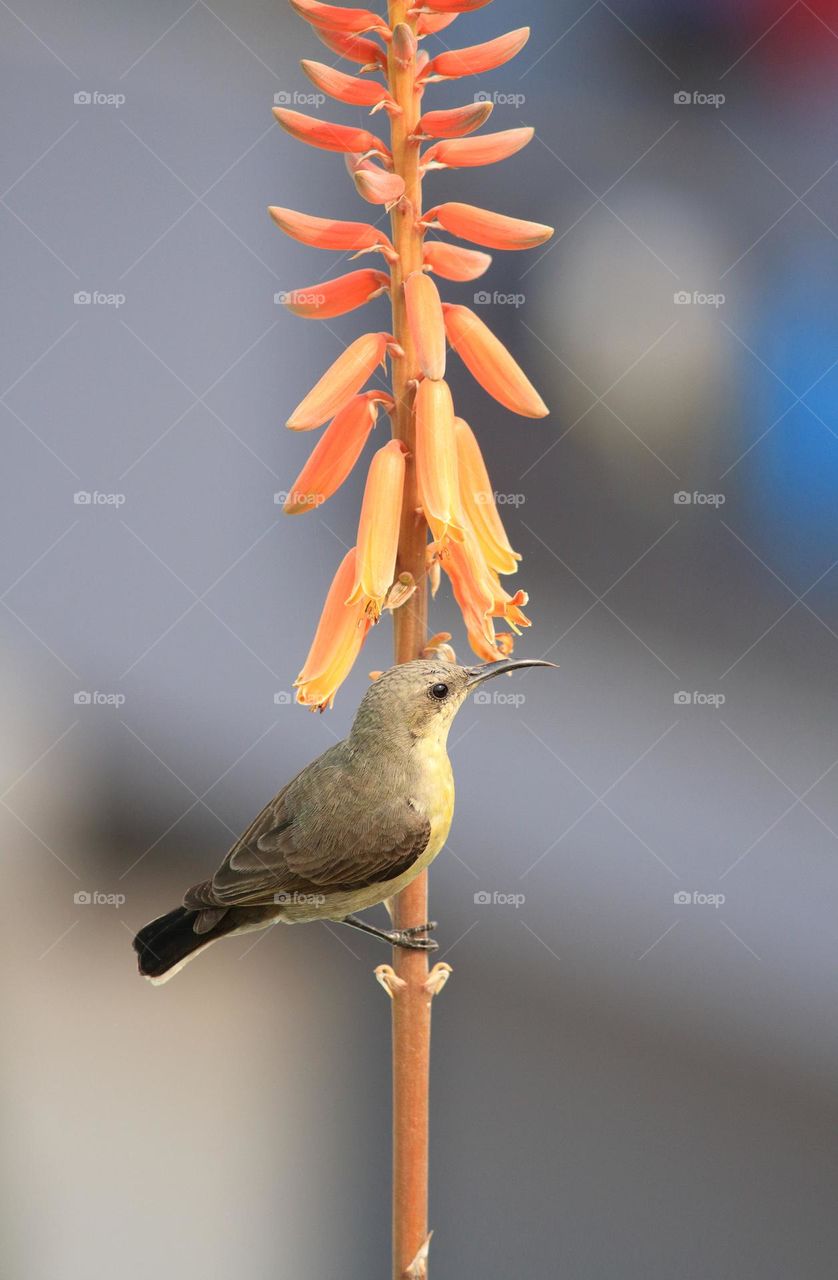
[393,931,439,951]
[400,920,437,938]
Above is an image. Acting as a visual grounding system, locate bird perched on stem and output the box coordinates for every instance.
[134,657,554,983]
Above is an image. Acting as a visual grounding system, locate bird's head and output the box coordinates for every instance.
[350,657,556,746]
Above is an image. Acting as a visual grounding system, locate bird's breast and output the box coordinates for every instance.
[411,737,455,857]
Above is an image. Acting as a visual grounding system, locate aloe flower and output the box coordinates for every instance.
[275,0,553,709]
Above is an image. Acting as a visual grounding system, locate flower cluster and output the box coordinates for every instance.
[273,0,553,708]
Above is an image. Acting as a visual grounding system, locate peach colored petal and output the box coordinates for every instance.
[283,268,389,319]
[404,271,447,381]
[424,201,553,250]
[284,392,392,513]
[268,206,394,257]
[423,241,492,282]
[415,12,458,35]
[416,101,493,139]
[443,304,548,417]
[274,107,390,159]
[350,160,406,206]
[300,60,396,109]
[454,416,521,574]
[422,27,530,81]
[289,0,389,35]
[346,440,407,618]
[423,127,533,170]
[311,24,385,65]
[415,378,465,544]
[287,332,394,430]
[295,548,373,710]
[413,0,493,11]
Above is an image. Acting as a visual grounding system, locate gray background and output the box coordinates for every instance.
[4,1,838,1277]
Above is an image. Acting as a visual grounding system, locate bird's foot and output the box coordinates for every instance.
[390,928,439,952]
[400,920,437,939]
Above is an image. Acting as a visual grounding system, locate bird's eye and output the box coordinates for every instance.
[430,682,450,701]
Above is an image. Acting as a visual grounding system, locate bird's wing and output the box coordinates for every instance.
[184,747,431,910]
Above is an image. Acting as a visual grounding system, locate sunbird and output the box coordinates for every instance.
[133,657,554,983]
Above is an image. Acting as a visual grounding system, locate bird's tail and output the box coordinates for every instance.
[133,906,233,985]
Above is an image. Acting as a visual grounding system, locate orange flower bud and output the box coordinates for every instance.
[350,159,406,206]
[416,102,493,139]
[300,60,396,110]
[454,417,521,574]
[283,268,389,319]
[287,332,394,430]
[404,272,447,381]
[424,201,553,251]
[415,12,458,36]
[274,108,390,160]
[422,28,530,81]
[289,0,389,35]
[423,127,533,171]
[391,22,418,68]
[268,205,395,258]
[295,549,373,711]
[284,392,392,513]
[423,241,492,282]
[347,440,407,619]
[415,378,465,545]
[414,0,494,11]
[311,24,385,65]
[443,304,548,418]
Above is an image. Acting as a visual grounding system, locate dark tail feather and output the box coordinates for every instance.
[133,906,232,984]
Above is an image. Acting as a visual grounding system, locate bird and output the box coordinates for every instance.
[133,656,555,983]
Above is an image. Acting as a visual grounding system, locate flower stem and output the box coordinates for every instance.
[386,4,432,1275]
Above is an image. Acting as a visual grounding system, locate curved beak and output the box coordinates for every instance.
[465,658,558,689]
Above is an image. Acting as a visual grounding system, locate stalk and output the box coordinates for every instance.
[386,4,432,1275]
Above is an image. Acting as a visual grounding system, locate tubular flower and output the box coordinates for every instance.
[287,332,396,430]
[284,392,392,513]
[295,549,373,711]
[454,417,520,575]
[415,378,465,546]
[347,439,407,619]
[423,241,492,281]
[443,303,548,418]
[423,128,533,172]
[404,271,446,381]
[277,0,551,702]
[415,102,493,140]
[423,201,553,251]
[421,28,531,81]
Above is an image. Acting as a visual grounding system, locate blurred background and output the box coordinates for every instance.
[4,0,838,1275]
